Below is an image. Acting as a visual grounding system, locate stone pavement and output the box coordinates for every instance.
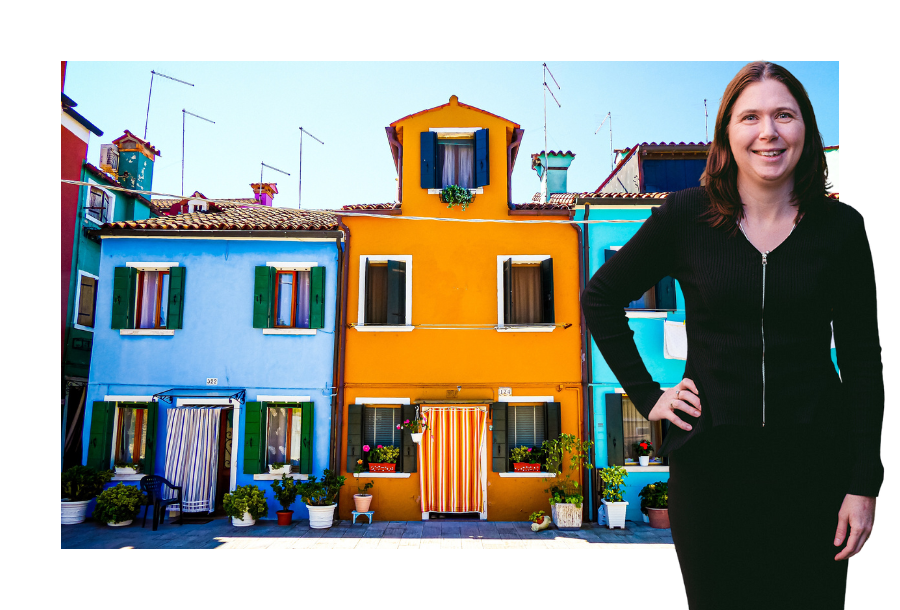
[61,516,674,549]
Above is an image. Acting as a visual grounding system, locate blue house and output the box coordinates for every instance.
[82,194,343,521]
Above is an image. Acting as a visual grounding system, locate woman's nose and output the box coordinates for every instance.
[759,116,779,140]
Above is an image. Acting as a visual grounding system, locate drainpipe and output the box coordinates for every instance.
[328,228,344,473]
[330,219,351,493]
[582,202,597,520]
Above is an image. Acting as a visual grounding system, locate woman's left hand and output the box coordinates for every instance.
[833,494,876,560]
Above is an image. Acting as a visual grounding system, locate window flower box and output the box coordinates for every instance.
[368,463,396,473]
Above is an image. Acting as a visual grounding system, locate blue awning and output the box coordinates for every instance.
[153,387,246,404]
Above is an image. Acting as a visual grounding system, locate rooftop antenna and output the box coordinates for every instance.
[542,62,561,203]
[144,70,194,140]
[260,162,291,205]
[298,127,325,208]
[181,109,214,196]
[704,99,709,142]
[595,112,613,172]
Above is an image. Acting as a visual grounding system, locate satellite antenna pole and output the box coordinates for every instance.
[704,98,709,142]
[144,70,194,140]
[595,112,613,172]
[542,62,561,203]
[181,109,215,196]
[298,127,324,208]
[260,162,291,205]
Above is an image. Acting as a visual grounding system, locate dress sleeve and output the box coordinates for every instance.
[580,198,677,419]
[832,210,884,497]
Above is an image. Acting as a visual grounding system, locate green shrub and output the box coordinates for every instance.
[61,465,113,501]
[440,184,475,210]
[639,481,669,513]
[297,469,346,506]
[510,445,542,464]
[270,475,300,511]
[366,445,400,464]
[93,483,146,524]
[223,484,269,520]
[598,464,629,502]
[541,434,594,508]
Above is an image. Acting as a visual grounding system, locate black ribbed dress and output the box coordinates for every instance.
[581,187,884,609]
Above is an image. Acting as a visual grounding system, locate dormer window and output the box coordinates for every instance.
[438,137,474,188]
[421,128,489,192]
[87,186,111,224]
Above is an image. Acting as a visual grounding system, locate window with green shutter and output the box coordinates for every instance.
[254,265,324,330]
[112,265,187,330]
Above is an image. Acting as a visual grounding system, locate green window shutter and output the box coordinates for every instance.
[400,404,418,473]
[544,402,562,442]
[243,402,266,474]
[474,128,490,187]
[491,402,508,472]
[386,260,406,325]
[143,402,158,475]
[299,402,315,473]
[309,266,326,329]
[503,258,513,324]
[347,404,363,472]
[605,393,625,466]
[253,266,275,328]
[166,266,186,329]
[420,131,438,189]
[540,258,555,324]
[86,402,115,471]
[655,276,676,311]
[111,267,137,329]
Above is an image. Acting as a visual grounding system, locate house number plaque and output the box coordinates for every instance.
[206,378,218,386]
[498,387,512,397]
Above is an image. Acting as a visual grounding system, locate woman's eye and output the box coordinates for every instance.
[776,112,794,119]
[741,114,757,121]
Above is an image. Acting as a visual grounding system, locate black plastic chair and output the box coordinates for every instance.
[140,475,183,531]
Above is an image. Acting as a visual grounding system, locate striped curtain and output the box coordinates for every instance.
[164,407,223,513]
[419,407,487,513]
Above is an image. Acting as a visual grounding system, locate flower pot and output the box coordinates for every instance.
[551,503,583,530]
[61,499,92,525]
[639,455,650,467]
[107,519,133,527]
[306,503,338,529]
[647,507,670,529]
[368,462,396,473]
[410,432,423,444]
[276,510,294,526]
[601,499,628,529]
[269,465,291,475]
[353,494,373,512]
[115,466,140,475]
[232,511,256,527]
[513,462,541,473]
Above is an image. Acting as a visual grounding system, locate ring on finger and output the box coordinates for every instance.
[675,390,681,399]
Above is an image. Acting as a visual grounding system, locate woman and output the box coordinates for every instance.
[582,61,882,609]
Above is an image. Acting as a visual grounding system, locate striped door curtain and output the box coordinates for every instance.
[419,407,487,514]
[164,407,224,513]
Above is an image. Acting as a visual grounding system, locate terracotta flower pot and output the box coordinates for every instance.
[513,462,541,472]
[368,463,396,473]
[276,510,293,525]
[353,494,373,512]
[647,507,670,529]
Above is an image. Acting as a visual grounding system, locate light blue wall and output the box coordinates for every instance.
[83,236,340,520]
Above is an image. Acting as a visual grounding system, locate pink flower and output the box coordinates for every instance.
[363,445,370,452]
[527,447,532,452]
[377,445,383,449]
[404,419,410,424]
[397,424,402,429]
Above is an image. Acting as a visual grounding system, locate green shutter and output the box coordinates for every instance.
[243,402,266,474]
[491,402,508,472]
[400,404,418,473]
[347,404,364,472]
[300,402,314,473]
[605,393,624,467]
[166,266,186,329]
[544,401,562,442]
[253,266,275,328]
[540,258,555,324]
[309,266,325,329]
[86,402,115,471]
[386,260,406,325]
[111,267,137,329]
[503,258,513,324]
[143,402,158,475]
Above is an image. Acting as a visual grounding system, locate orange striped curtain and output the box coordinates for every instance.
[419,408,487,513]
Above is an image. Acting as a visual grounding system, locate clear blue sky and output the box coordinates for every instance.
[65,61,838,208]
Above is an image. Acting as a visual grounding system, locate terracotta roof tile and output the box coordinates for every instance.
[520,190,840,210]
[340,203,400,211]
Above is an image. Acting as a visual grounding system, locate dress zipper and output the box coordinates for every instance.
[761,251,768,427]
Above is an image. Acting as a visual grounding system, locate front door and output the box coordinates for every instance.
[214,410,232,514]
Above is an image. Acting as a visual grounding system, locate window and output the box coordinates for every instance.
[420,129,489,191]
[346,403,418,474]
[87,186,112,224]
[111,265,185,331]
[242,401,314,474]
[604,393,666,466]
[73,271,99,330]
[498,256,555,328]
[115,405,147,465]
[253,264,324,331]
[491,402,561,472]
[357,255,412,329]
[507,406,545,449]
[266,405,304,471]
[363,406,401,449]
[605,247,676,311]
[85,401,158,474]
[136,270,169,328]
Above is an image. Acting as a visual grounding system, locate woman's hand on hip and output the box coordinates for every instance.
[648,378,701,431]
[834,494,876,561]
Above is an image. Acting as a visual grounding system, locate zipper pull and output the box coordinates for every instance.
[762,251,768,265]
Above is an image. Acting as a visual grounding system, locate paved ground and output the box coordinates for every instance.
[61,516,674,549]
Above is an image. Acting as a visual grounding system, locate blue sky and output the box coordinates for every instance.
[65,61,838,208]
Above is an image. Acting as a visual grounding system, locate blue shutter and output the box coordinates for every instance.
[420,131,438,189]
[655,276,676,310]
[474,128,489,187]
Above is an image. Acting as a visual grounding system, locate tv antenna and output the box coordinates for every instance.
[259,162,290,205]
[298,127,324,208]
[541,62,561,203]
[704,98,709,142]
[595,112,613,172]
[181,109,215,196]
[144,70,194,140]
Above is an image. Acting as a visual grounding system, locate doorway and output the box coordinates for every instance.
[214,410,233,514]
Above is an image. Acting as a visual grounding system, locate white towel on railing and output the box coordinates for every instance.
[664,320,687,360]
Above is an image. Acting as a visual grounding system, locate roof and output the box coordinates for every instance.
[390,95,520,128]
[82,162,153,208]
[113,129,161,157]
[150,194,258,217]
[101,200,340,232]
[518,190,841,210]
[340,203,400,211]
[61,93,103,137]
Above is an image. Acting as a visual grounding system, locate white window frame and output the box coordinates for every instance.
[262,262,319,335]
[612,388,670,473]
[84,181,115,227]
[356,255,414,331]
[120,262,180,335]
[73,270,100,332]
[426,127,484,195]
[496,255,555,333]
[255,400,311,478]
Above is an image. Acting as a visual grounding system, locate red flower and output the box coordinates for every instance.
[640,442,648,450]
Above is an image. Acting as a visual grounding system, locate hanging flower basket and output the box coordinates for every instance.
[440,185,474,210]
[410,432,423,444]
[368,463,396,473]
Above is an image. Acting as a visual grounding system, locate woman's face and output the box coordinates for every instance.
[728,78,806,192]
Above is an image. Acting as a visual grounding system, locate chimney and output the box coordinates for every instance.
[251,183,278,207]
[113,130,161,196]
[531,151,576,196]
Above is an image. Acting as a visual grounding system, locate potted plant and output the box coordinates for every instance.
[270,474,300,525]
[510,445,542,472]
[92,483,147,527]
[632,439,653,467]
[61,465,113,524]
[639,481,670,529]
[541,434,594,530]
[268,462,291,476]
[352,459,374,512]
[529,510,551,532]
[599,464,629,529]
[223,484,268,527]
[114,462,141,475]
[440,184,474,211]
[365,444,400,473]
[297,469,346,529]
[397,414,428,443]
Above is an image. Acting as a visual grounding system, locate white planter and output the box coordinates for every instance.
[601,499,629,529]
[551,502,583,530]
[410,432,423,444]
[232,511,256,527]
[115,466,140,475]
[306,503,338,529]
[108,519,133,527]
[269,465,291,475]
[61,499,92,525]
[638,455,650,467]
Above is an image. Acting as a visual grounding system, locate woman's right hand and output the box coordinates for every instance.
[648,378,702,431]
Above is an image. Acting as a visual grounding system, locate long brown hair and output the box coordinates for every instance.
[701,61,830,231]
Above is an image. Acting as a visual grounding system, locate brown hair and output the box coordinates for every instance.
[701,61,830,231]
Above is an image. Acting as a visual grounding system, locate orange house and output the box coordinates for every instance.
[337,96,587,522]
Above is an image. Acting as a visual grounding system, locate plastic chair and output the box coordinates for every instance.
[140,475,183,531]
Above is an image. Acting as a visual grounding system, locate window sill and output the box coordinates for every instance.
[111,474,146,481]
[262,328,317,335]
[120,329,175,336]
[253,473,310,481]
[623,465,669,473]
[498,472,556,478]
[625,311,670,319]
[496,325,555,333]
[73,323,95,333]
[353,472,411,478]
[428,188,483,195]
[354,325,414,332]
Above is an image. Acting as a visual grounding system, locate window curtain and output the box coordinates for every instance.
[164,407,224,513]
[138,272,169,328]
[511,265,541,324]
[365,264,388,324]
[441,143,474,189]
[295,270,311,328]
[419,407,487,514]
[622,396,662,460]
